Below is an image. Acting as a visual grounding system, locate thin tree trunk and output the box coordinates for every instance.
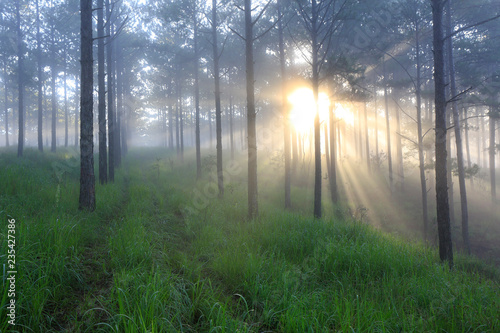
[229,96,234,160]
[329,104,338,203]
[431,0,453,266]
[415,19,429,242]
[245,0,258,219]
[115,37,122,167]
[106,0,115,181]
[374,95,379,163]
[74,75,79,147]
[79,0,96,211]
[446,0,469,253]
[98,0,107,184]
[3,61,9,147]
[194,11,202,179]
[364,102,370,171]
[490,109,497,202]
[16,0,24,157]
[463,107,473,187]
[36,0,43,152]
[278,0,291,209]
[51,25,57,153]
[212,0,223,196]
[311,0,322,219]
[395,93,404,190]
[384,62,393,192]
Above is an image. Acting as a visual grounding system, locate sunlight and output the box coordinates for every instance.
[288,87,329,134]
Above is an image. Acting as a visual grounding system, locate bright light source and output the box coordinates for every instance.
[288,87,330,134]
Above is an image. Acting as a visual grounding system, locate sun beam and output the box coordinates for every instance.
[288,87,329,134]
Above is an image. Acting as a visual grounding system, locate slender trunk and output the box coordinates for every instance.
[329,104,338,203]
[4,61,9,147]
[74,75,79,147]
[115,37,122,167]
[51,26,57,152]
[194,12,201,179]
[278,0,291,209]
[229,96,234,160]
[432,0,453,266]
[36,0,43,151]
[446,0,469,253]
[312,0,322,219]
[16,0,24,157]
[463,107,473,187]
[212,0,223,196]
[395,92,403,190]
[481,108,486,168]
[64,50,68,147]
[374,96,379,163]
[490,109,497,202]
[98,0,107,184]
[106,0,115,181]
[79,0,96,211]
[245,0,258,219]
[416,20,428,242]
[384,63,393,192]
[364,102,370,171]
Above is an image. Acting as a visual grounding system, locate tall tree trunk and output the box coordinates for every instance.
[311,0,322,219]
[329,104,338,203]
[490,109,497,202]
[374,95,379,163]
[446,0,469,254]
[79,0,96,211]
[415,19,429,242]
[212,0,223,196]
[106,0,115,181]
[3,61,9,147]
[463,107,473,188]
[98,0,107,184]
[193,11,202,179]
[431,0,453,266]
[245,0,258,219]
[115,36,122,167]
[64,50,68,147]
[292,126,298,173]
[16,0,24,157]
[364,102,370,171]
[36,0,43,152]
[384,62,393,192]
[278,0,291,209]
[74,76,79,147]
[395,93,404,190]
[51,26,57,153]
[229,96,234,160]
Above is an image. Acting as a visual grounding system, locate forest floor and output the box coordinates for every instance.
[1,147,499,332]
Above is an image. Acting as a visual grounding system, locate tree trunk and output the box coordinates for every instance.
[278,0,291,209]
[431,0,453,266]
[74,75,79,147]
[194,11,202,179]
[98,0,107,184]
[374,96,379,163]
[64,50,69,147]
[51,25,57,153]
[311,0,322,219]
[115,35,122,167]
[3,61,9,147]
[329,104,338,203]
[395,93,404,190]
[364,102,370,171]
[245,0,258,219]
[490,109,497,202]
[415,19,429,242]
[446,0,469,254]
[384,63,393,192]
[229,96,235,160]
[36,0,43,152]
[212,0,224,196]
[79,0,96,211]
[463,107,473,188]
[106,0,115,181]
[16,0,24,157]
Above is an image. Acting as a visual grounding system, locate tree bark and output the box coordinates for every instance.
[446,0,469,254]
[245,0,258,219]
[64,50,69,147]
[106,0,115,181]
[490,108,497,202]
[212,0,224,196]
[36,0,43,152]
[3,61,9,147]
[51,23,57,153]
[384,62,393,192]
[329,104,338,203]
[74,75,79,147]
[16,0,24,157]
[98,0,107,184]
[364,102,370,171]
[79,0,96,211]
[431,0,453,266]
[193,10,202,179]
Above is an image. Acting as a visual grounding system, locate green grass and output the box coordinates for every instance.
[1,147,499,332]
